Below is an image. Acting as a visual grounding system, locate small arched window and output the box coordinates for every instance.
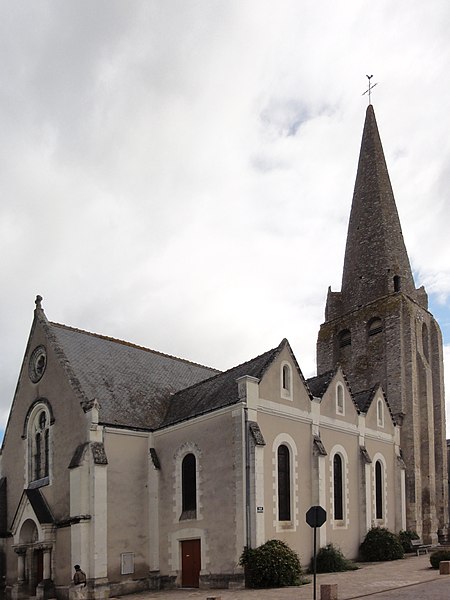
[336,384,344,415]
[277,445,291,521]
[368,317,383,337]
[333,454,344,520]
[377,399,384,428]
[338,329,351,348]
[375,460,384,519]
[181,453,197,516]
[281,362,292,399]
[393,275,401,292]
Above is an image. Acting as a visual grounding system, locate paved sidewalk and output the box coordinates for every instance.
[121,553,445,600]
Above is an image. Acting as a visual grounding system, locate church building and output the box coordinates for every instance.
[0,105,447,599]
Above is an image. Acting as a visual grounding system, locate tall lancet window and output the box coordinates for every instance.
[333,454,344,520]
[181,453,197,516]
[277,444,291,521]
[375,460,384,519]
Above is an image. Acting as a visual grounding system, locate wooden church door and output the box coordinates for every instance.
[181,539,201,587]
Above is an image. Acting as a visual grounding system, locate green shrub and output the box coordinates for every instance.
[398,530,420,553]
[313,544,358,573]
[430,550,450,569]
[360,527,404,561]
[239,539,303,588]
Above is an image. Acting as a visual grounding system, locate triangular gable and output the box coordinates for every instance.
[359,384,396,430]
[1,297,46,452]
[309,366,359,420]
[10,488,54,540]
[272,338,314,402]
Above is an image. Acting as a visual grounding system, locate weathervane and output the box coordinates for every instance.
[362,74,378,104]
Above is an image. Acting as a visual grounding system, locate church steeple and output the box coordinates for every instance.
[317,105,447,543]
[340,104,416,312]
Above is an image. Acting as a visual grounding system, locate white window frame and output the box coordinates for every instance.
[336,383,345,415]
[377,398,384,428]
[280,361,293,400]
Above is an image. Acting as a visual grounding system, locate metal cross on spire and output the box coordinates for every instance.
[362,74,378,104]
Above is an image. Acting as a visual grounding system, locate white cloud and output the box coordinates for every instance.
[1,0,450,435]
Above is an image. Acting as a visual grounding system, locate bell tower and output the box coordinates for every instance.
[317,104,448,542]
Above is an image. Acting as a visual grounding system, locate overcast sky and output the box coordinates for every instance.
[1,1,450,436]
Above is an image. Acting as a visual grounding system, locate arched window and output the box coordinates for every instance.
[393,275,401,292]
[181,453,197,515]
[281,362,292,399]
[375,460,383,519]
[28,406,51,484]
[282,365,290,392]
[338,329,351,348]
[277,444,291,521]
[377,399,384,428]
[368,317,383,337]
[333,454,343,520]
[336,384,344,415]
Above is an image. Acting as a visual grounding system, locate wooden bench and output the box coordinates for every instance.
[411,539,432,555]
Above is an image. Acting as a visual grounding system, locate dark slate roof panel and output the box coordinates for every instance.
[47,322,219,430]
[161,342,284,428]
[25,489,54,524]
[353,387,377,413]
[307,369,336,398]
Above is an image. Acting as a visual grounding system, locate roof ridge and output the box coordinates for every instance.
[170,343,281,398]
[48,321,220,373]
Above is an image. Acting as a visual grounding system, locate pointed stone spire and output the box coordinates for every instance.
[340,105,416,311]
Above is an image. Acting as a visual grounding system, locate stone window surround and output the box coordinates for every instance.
[330,445,349,529]
[280,361,293,400]
[272,433,298,532]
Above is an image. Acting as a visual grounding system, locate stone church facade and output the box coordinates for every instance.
[0,105,446,599]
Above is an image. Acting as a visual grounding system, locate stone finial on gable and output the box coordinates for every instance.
[35,295,43,310]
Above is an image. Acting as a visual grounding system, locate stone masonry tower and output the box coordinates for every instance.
[317,104,448,542]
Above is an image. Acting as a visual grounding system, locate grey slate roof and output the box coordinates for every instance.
[307,369,336,398]
[161,341,286,428]
[47,321,220,430]
[353,384,396,424]
[25,489,54,524]
[353,386,377,413]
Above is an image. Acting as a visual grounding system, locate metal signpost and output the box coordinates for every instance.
[306,505,327,600]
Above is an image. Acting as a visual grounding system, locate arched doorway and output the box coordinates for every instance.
[18,519,43,595]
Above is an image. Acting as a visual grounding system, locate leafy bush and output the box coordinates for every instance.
[239,539,303,588]
[430,550,450,569]
[360,527,404,561]
[398,530,420,553]
[312,544,358,573]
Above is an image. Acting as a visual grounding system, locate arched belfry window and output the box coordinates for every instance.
[368,317,383,337]
[333,454,343,520]
[277,445,291,521]
[181,453,197,516]
[375,460,384,519]
[338,329,351,348]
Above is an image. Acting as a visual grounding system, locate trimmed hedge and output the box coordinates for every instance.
[360,527,404,561]
[398,530,419,553]
[430,550,450,569]
[240,539,302,588]
[313,544,358,573]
